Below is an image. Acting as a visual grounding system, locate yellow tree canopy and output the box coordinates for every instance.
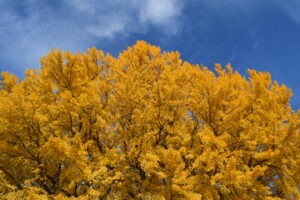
[0,41,299,200]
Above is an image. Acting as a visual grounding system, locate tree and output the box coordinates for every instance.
[0,41,299,200]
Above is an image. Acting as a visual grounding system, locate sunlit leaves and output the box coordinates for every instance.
[0,41,299,199]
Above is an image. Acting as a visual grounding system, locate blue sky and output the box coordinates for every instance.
[0,0,300,110]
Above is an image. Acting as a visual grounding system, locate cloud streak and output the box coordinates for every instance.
[274,0,300,25]
[1,0,299,78]
[64,0,185,37]
[0,0,185,74]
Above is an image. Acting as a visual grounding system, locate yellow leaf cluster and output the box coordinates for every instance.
[0,41,299,199]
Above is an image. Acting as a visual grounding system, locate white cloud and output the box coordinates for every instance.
[63,0,184,37]
[138,0,184,34]
[0,4,88,61]
[68,0,97,13]
[141,0,177,24]
[0,0,185,74]
[87,15,127,38]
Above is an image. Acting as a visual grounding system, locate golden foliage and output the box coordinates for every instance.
[0,41,299,199]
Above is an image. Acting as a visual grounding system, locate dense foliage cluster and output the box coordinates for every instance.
[0,41,299,199]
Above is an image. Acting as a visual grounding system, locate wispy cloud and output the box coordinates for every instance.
[274,0,300,25]
[0,0,185,74]
[139,0,184,34]
[63,0,185,37]
[2,0,298,77]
